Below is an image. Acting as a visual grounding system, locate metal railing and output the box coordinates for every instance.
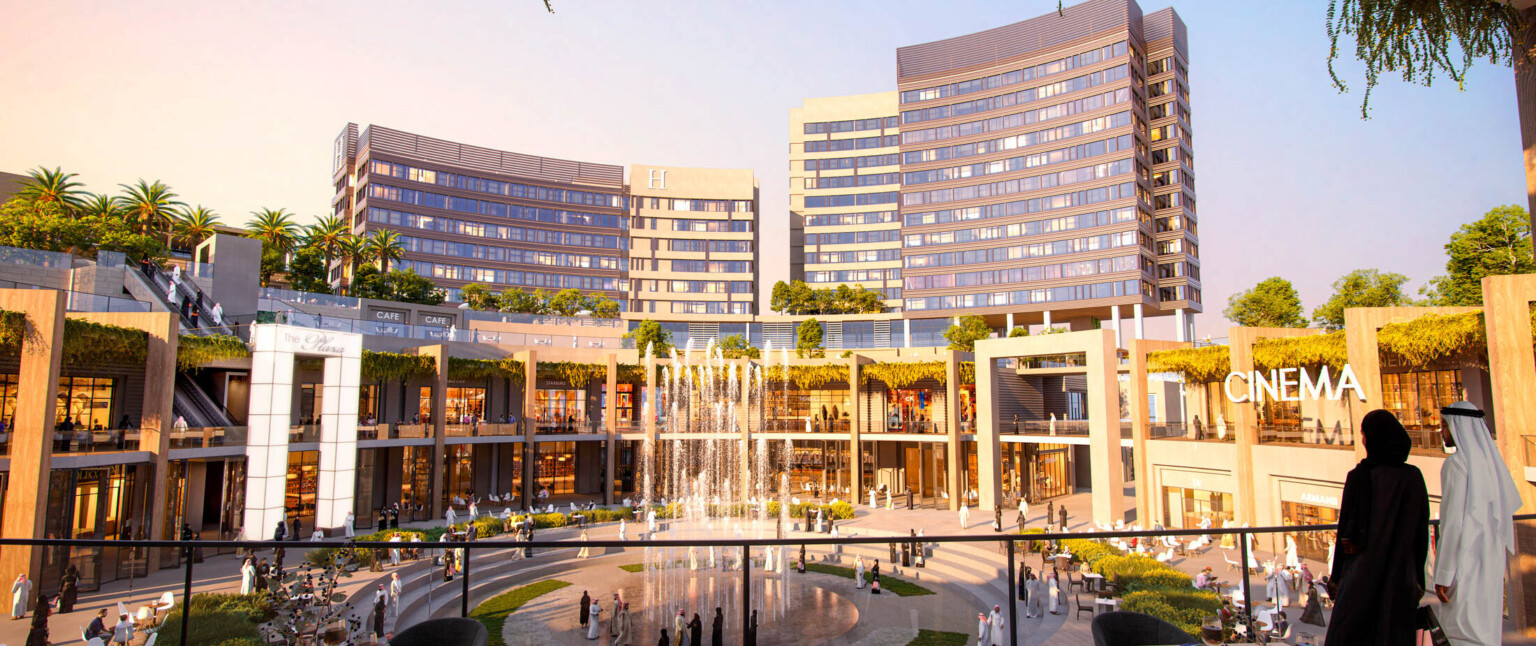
[445,422,524,438]
[1009,419,1090,436]
[16,513,1534,646]
[169,426,248,449]
[35,428,143,454]
[877,420,944,434]
[532,420,604,435]
[248,308,632,348]
[1257,424,1356,448]
[288,424,320,443]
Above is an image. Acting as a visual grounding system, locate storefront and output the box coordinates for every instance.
[763,388,850,432]
[42,464,153,594]
[883,388,939,432]
[1381,368,1464,450]
[1158,468,1234,529]
[535,386,587,432]
[1003,442,1075,503]
[286,450,319,528]
[536,441,577,495]
[1278,480,1343,561]
[601,383,638,426]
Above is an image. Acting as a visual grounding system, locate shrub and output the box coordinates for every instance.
[1017,527,1047,554]
[1092,554,1163,586]
[156,593,271,645]
[1061,538,1120,568]
[304,528,432,568]
[1121,589,1216,637]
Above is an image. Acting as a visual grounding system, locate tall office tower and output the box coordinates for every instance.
[626,165,760,335]
[332,124,630,305]
[788,93,905,311]
[893,0,1201,341]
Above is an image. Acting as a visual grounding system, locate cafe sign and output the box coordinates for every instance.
[1224,365,1366,404]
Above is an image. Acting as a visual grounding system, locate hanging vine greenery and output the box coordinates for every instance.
[361,350,436,381]
[861,361,946,388]
[616,363,648,384]
[0,310,22,349]
[764,364,847,390]
[1252,331,1348,372]
[1376,311,1489,366]
[177,334,251,371]
[959,361,976,385]
[447,357,499,380]
[1147,345,1230,384]
[62,319,147,366]
[537,361,603,386]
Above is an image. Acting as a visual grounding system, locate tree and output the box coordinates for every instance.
[1312,269,1411,330]
[350,266,445,305]
[0,198,164,261]
[944,315,993,352]
[303,214,350,269]
[334,234,367,288]
[719,334,761,359]
[285,247,332,294]
[363,230,404,273]
[458,283,500,311]
[247,208,300,254]
[796,318,824,358]
[18,167,86,212]
[626,319,673,358]
[789,281,814,314]
[1008,326,1030,338]
[547,288,587,317]
[1326,0,1521,118]
[770,280,792,314]
[500,287,547,315]
[173,206,221,248]
[584,295,620,318]
[1224,277,1308,328]
[258,246,285,288]
[115,179,185,238]
[1421,204,1535,306]
[79,194,122,220]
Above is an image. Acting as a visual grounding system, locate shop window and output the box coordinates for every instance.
[445,387,487,422]
[56,377,116,431]
[1162,486,1233,529]
[1282,501,1339,561]
[285,451,319,526]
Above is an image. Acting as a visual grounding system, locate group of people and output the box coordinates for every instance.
[578,591,740,646]
[1015,566,1064,618]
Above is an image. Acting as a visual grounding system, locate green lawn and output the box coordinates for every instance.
[471,579,572,646]
[802,562,935,596]
[907,629,970,646]
[619,563,645,572]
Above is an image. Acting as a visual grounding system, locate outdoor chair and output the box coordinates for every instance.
[389,617,488,646]
[144,631,158,646]
[1090,611,1195,646]
[1067,571,1084,593]
[150,591,174,618]
[1074,594,1095,620]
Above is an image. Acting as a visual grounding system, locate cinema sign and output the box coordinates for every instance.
[1223,365,1367,404]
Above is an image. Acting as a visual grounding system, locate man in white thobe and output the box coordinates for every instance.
[854,556,865,589]
[976,613,990,646]
[1434,402,1522,646]
[987,605,1006,646]
[959,503,969,529]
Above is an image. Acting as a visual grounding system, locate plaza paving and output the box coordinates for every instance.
[3,487,1531,645]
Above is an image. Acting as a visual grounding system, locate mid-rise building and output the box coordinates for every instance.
[788,93,905,310]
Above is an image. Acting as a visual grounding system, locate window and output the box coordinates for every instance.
[900,41,1127,103]
[669,240,706,252]
[901,64,1132,125]
[903,111,1133,165]
[1381,370,1465,448]
[902,87,1132,145]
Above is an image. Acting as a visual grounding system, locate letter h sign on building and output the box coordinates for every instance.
[1223,366,1366,404]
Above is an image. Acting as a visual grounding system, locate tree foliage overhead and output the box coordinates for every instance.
[1326,0,1523,118]
[944,314,993,352]
[1421,205,1535,306]
[1312,268,1411,330]
[1224,276,1308,328]
[285,246,332,294]
[625,319,673,358]
[349,265,445,306]
[769,280,885,315]
[718,333,760,359]
[0,198,165,262]
[796,317,824,358]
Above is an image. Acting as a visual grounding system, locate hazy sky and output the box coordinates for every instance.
[0,0,1524,336]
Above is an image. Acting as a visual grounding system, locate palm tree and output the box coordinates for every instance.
[115,180,185,238]
[173,206,222,248]
[17,167,87,212]
[303,214,350,268]
[363,230,404,273]
[246,208,299,254]
[78,194,122,219]
[335,234,368,285]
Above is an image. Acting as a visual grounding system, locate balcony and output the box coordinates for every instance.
[288,424,320,443]
[1257,424,1356,449]
[446,422,524,438]
[1009,419,1090,437]
[876,421,945,434]
[1149,423,1236,443]
[533,420,604,435]
[169,426,248,449]
[45,427,142,454]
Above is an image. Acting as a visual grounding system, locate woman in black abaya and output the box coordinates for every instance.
[1324,409,1430,646]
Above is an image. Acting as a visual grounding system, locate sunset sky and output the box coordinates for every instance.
[0,0,1523,334]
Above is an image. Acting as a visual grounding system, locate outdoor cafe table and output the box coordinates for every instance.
[1082,572,1105,592]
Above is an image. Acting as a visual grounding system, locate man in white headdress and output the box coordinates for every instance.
[1434,402,1521,646]
[959,502,970,529]
[987,604,1006,646]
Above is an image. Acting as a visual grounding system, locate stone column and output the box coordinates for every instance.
[1083,329,1125,525]
[1133,303,1145,340]
[1110,305,1122,349]
[244,325,294,548]
[427,345,448,519]
[944,352,963,511]
[1175,308,1188,343]
[0,290,65,590]
[973,351,1002,513]
[1480,274,1536,636]
[317,343,362,532]
[604,353,617,506]
[848,359,862,497]
[1127,338,1186,527]
[522,351,538,510]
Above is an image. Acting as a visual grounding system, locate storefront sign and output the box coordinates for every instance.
[419,313,455,327]
[282,331,347,356]
[1224,365,1366,404]
[370,308,406,323]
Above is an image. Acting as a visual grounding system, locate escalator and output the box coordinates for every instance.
[173,373,235,428]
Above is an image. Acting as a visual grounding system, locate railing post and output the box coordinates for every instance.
[1238,528,1252,624]
[461,545,471,617]
[1006,538,1018,646]
[180,546,193,646]
[741,545,751,643]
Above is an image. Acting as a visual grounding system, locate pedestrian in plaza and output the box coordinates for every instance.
[1057,505,1067,531]
[993,506,1002,532]
[688,612,702,646]
[24,593,49,646]
[1016,497,1028,529]
[255,558,270,592]
[657,629,670,646]
[239,557,256,595]
[616,602,633,646]
[291,517,302,543]
[441,547,455,583]
[958,502,969,529]
[57,564,77,613]
[976,612,990,646]
[579,590,591,629]
[673,610,686,646]
[1023,572,1039,618]
[711,607,723,646]
[906,486,914,509]
[587,597,602,641]
[1434,402,1522,646]
[1046,501,1054,530]
[1048,570,1062,615]
[1016,566,1027,602]
[745,610,757,646]
[10,574,30,619]
[372,586,387,638]
[870,559,881,593]
[987,604,1006,646]
[390,572,402,617]
[1325,409,1430,646]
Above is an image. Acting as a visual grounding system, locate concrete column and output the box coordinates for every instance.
[522,351,538,510]
[317,347,362,532]
[428,345,448,519]
[1127,338,1186,527]
[1042,310,1052,330]
[903,319,911,348]
[243,325,294,548]
[972,351,1001,514]
[1175,308,1188,342]
[0,290,65,592]
[604,353,618,506]
[1481,274,1536,635]
[1133,303,1145,340]
[944,352,963,511]
[1084,330,1126,525]
[848,360,862,496]
[1005,313,1014,335]
[1110,305,1122,349]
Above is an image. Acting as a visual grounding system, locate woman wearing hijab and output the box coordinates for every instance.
[688,612,702,646]
[1324,409,1430,646]
[1434,402,1522,646]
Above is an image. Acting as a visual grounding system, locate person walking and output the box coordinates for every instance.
[586,597,602,640]
[1434,402,1522,646]
[390,572,402,617]
[9,574,30,619]
[1057,505,1067,531]
[976,612,990,646]
[987,604,1006,646]
[615,602,632,646]
[710,607,723,646]
[579,590,591,631]
[57,565,77,613]
[239,558,257,595]
[1324,409,1430,646]
[688,613,702,646]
